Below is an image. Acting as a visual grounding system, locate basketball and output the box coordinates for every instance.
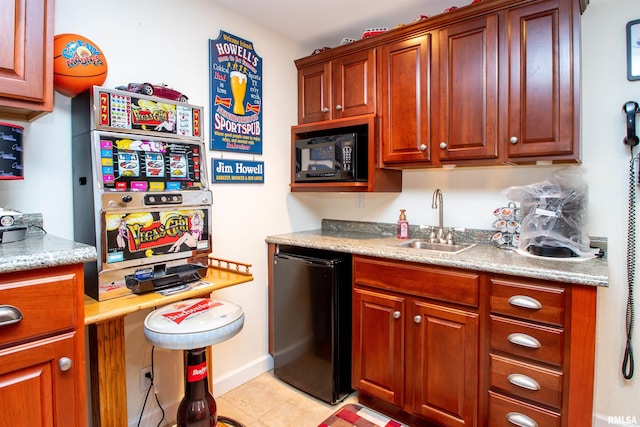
[53,33,108,97]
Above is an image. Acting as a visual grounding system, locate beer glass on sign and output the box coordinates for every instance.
[230,71,247,115]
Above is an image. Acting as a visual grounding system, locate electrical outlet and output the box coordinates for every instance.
[355,193,365,208]
[139,366,152,393]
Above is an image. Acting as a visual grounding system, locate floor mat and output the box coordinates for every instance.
[318,403,406,427]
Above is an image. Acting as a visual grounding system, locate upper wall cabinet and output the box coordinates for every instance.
[436,14,500,164]
[379,33,436,165]
[502,0,578,162]
[0,0,54,122]
[296,49,376,124]
[293,0,583,171]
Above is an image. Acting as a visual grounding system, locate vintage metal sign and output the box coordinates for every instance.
[212,159,264,183]
[209,31,263,154]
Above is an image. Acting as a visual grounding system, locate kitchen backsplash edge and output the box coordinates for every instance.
[321,219,608,254]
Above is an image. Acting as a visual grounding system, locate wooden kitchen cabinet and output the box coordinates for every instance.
[0,0,54,121]
[379,33,436,165]
[352,256,480,426]
[0,264,87,426]
[502,0,579,162]
[297,49,376,124]
[485,276,596,427]
[383,0,579,167]
[436,14,499,164]
[352,287,405,406]
[290,114,402,193]
[351,255,597,427]
[411,300,478,426]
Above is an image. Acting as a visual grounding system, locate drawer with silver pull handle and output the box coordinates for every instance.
[488,391,561,427]
[490,353,563,408]
[0,271,77,348]
[490,278,565,327]
[490,315,564,366]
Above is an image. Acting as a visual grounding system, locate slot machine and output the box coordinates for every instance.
[71,86,211,301]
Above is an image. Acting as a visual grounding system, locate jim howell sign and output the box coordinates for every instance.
[212,159,264,183]
[209,31,263,154]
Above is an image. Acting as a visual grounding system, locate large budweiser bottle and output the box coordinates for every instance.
[177,348,217,427]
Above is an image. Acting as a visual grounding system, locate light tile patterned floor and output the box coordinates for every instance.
[215,371,358,427]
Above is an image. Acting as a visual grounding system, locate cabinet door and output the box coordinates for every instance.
[352,287,405,406]
[438,14,499,162]
[298,62,331,123]
[411,301,478,427]
[0,333,78,427]
[380,34,435,165]
[332,49,376,119]
[0,0,54,121]
[504,0,576,159]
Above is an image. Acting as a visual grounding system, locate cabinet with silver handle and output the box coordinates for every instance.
[353,256,479,426]
[0,264,87,426]
[487,276,567,426]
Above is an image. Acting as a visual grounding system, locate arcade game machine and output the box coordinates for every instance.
[71,86,212,301]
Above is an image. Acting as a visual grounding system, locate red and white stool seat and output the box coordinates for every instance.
[144,298,246,427]
[144,298,244,350]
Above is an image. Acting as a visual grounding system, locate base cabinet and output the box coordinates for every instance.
[411,301,478,427]
[352,255,597,427]
[486,276,596,427]
[352,256,480,427]
[0,333,78,427]
[0,265,86,427]
[352,287,405,406]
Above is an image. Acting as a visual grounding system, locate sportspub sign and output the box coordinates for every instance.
[209,31,263,154]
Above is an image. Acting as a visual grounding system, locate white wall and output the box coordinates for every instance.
[0,0,637,425]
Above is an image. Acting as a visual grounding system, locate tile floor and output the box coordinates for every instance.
[214,371,359,427]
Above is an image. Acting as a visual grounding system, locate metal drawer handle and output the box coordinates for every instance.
[58,357,73,372]
[0,305,23,327]
[508,295,542,310]
[393,311,401,319]
[414,315,422,324]
[507,373,541,391]
[506,412,538,427]
[508,333,541,349]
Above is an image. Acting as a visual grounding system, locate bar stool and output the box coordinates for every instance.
[144,298,246,427]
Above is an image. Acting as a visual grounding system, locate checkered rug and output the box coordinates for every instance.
[318,403,405,427]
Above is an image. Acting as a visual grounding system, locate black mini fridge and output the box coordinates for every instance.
[272,248,352,404]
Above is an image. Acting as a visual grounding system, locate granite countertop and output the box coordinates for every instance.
[0,214,97,274]
[265,220,609,287]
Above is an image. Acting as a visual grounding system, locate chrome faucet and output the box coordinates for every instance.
[431,189,446,243]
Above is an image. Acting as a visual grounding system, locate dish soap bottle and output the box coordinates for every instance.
[397,209,409,240]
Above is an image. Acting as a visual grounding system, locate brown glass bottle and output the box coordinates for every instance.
[177,348,217,427]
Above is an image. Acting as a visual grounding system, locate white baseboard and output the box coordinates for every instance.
[593,413,639,427]
[128,354,274,426]
[212,353,274,397]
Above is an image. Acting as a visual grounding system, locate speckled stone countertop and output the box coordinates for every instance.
[265,220,609,287]
[0,214,97,274]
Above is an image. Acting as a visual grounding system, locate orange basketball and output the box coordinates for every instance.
[53,33,108,97]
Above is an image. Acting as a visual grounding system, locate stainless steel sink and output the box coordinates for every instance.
[397,240,476,254]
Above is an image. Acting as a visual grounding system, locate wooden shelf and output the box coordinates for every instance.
[290,115,402,193]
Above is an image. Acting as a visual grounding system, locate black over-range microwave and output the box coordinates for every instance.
[294,132,367,182]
